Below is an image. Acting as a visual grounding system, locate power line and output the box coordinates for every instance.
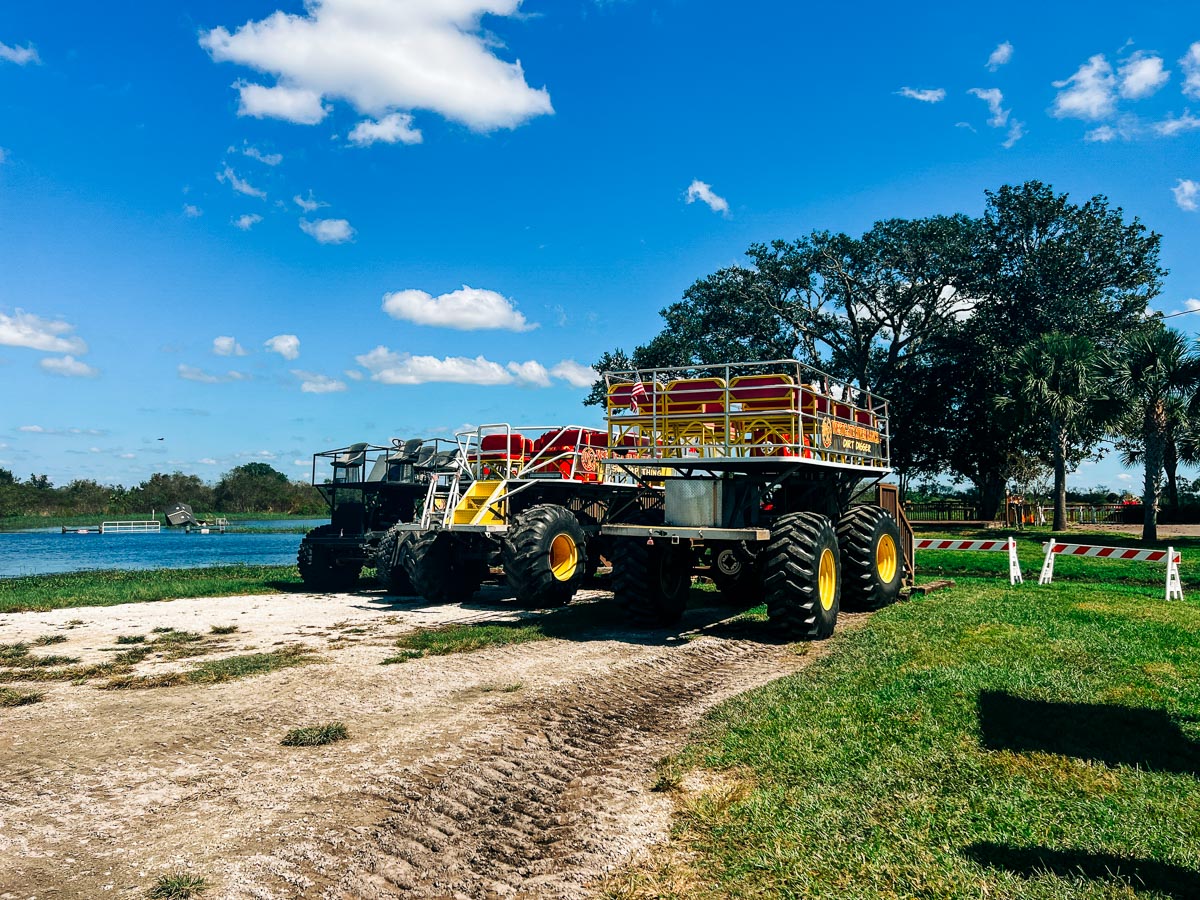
[1157,306,1200,321]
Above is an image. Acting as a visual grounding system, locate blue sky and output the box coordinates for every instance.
[2,0,1199,492]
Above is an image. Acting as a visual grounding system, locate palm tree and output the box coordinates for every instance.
[1010,332,1118,531]
[1110,326,1200,542]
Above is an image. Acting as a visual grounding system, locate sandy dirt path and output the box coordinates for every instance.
[0,586,850,899]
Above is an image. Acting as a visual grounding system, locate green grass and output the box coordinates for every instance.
[0,565,302,613]
[146,872,208,899]
[281,722,348,746]
[0,687,44,707]
[116,634,146,644]
[32,634,67,646]
[209,624,239,635]
[615,578,1200,899]
[101,646,317,690]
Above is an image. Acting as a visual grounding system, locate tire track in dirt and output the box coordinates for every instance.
[235,633,827,899]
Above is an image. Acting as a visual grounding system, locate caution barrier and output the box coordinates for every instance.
[1038,542,1183,601]
[914,537,1023,586]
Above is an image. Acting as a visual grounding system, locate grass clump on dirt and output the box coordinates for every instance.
[281,722,348,746]
[32,634,67,646]
[102,646,317,690]
[0,643,80,668]
[210,624,239,635]
[0,687,44,707]
[617,577,1200,899]
[0,565,302,614]
[147,872,207,899]
[115,634,146,644]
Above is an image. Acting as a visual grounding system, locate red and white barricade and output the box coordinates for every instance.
[1038,542,1183,601]
[914,537,1023,585]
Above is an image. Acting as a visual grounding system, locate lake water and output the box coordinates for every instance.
[0,520,330,578]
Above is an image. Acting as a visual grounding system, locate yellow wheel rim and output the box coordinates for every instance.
[877,533,898,584]
[818,548,836,611]
[549,533,578,581]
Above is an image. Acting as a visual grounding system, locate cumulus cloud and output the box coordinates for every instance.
[685,179,729,215]
[349,112,423,146]
[265,334,300,359]
[382,285,536,331]
[198,457,218,465]
[200,0,553,133]
[0,41,39,65]
[1182,42,1200,99]
[183,203,203,218]
[0,309,87,354]
[1156,111,1200,137]
[39,355,99,378]
[1185,298,1200,312]
[550,359,596,388]
[1085,124,1117,142]
[178,364,250,383]
[968,87,1009,127]
[234,82,329,124]
[896,87,946,103]
[294,191,328,212]
[217,165,266,199]
[20,425,105,436]
[356,348,515,385]
[344,369,364,381]
[292,370,347,393]
[1173,179,1199,211]
[1118,52,1169,99]
[1052,54,1116,120]
[299,217,355,243]
[1003,120,1026,148]
[986,42,1013,72]
[233,213,263,230]
[240,144,283,165]
[213,336,247,356]
[506,360,551,387]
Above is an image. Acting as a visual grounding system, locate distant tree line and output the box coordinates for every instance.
[589,180,1193,541]
[0,462,326,520]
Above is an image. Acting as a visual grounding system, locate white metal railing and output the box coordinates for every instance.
[101,520,161,534]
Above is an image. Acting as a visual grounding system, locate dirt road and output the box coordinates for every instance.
[0,586,847,898]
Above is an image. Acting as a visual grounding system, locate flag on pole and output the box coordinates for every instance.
[630,379,648,412]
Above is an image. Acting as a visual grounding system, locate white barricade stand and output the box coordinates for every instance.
[1038,542,1184,601]
[913,537,1023,585]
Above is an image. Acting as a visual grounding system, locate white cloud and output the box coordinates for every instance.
[0,42,39,65]
[19,425,104,436]
[1118,52,1169,99]
[550,359,595,388]
[217,165,266,199]
[234,82,329,124]
[1002,120,1025,148]
[19,425,47,433]
[1052,54,1116,120]
[299,217,355,244]
[241,144,283,165]
[200,0,553,133]
[292,370,347,393]
[183,203,203,218]
[685,179,729,215]
[119,452,136,459]
[506,360,551,387]
[1182,43,1200,100]
[1173,179,1199,211]
[896,87,945,103]
[968,87,1009,127]
[39,355,99,378]
[986,42,1013,72]
[0,309,88,354]
[357,348,517,385]
[1085,124,1117,142]
[1184,298,1200,312]
[1155,112,1200,137]
[382,285,536,331]
[178,364,250,383]
[198,457,218,465]
[344,369,364,381]
[293,191,328,212]
[233,213,263,230]
[349,112,423,146]
[265,334,300,359]
[213,336,247,356]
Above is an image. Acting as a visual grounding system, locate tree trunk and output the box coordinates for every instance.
[1053,431,1068,532]
[1142,432,1165,544]
[977,474,1006,522]
[1165,434,1179,511]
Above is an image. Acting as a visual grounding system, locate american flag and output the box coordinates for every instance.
[630,379,648,412]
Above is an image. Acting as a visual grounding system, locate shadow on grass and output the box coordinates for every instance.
[978,690,1200,776]
[962,842,1200,899]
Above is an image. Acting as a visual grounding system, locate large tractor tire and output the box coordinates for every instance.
[375,524,415,595]
[762,512,840,640]
[612,538,693,628]
[502,504,587,607]
[837,505,904,611]
[399,530,482,604]
[708,546,760,607]
[297,523,361,592]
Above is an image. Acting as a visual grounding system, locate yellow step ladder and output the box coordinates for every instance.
[452,480,507,525]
